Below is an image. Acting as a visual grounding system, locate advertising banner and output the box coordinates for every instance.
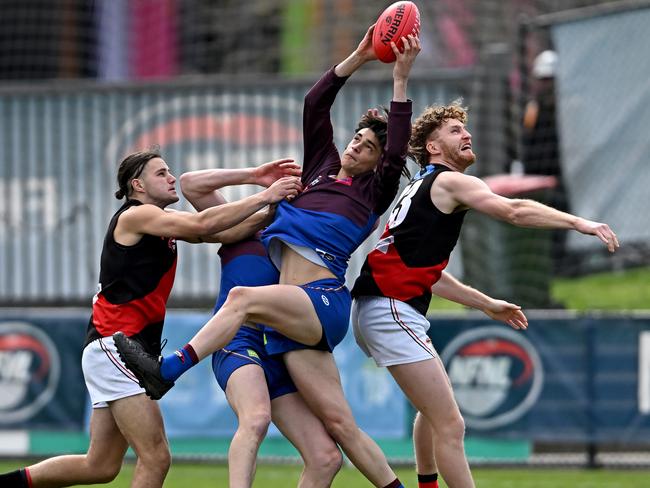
[429,315,650,443]
[2,309,649,446]
[0,313,88,429]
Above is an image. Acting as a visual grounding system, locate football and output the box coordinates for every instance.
[372,1,421,63]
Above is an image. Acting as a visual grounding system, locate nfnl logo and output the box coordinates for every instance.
[441,327,543,430]
[0,322,61,423]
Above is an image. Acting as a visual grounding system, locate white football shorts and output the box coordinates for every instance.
[81,336,145,408]
[352,295,438,367]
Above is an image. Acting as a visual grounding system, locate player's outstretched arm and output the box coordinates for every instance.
[438,172,619,252]
[432,271,528,330]
[391,34,420,102]
[120,177,301,242]
[180,158,300,211]
[204,206,276,244]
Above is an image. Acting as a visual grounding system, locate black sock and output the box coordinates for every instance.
[0,469,29,487]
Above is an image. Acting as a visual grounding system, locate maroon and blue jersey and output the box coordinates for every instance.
[262,67,412,282]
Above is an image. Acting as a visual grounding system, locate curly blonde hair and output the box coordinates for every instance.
[409,100,468,168]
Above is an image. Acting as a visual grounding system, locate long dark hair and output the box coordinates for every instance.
[114,150,161,200]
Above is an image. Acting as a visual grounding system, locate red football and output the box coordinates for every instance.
[372,1,421,63]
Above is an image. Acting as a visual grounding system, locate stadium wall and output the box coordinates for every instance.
[0,73,469,308]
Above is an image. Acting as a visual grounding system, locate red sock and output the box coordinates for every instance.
[418,472,438,488]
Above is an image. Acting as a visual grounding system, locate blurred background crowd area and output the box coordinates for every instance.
[0,0,615,81]
[1,0,648,309]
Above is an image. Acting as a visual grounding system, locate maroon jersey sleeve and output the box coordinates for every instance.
[302,67,349,184]
[371,99,412,215]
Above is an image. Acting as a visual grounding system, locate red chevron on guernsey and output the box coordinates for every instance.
[93,260,177,337]
[367,243,447,303]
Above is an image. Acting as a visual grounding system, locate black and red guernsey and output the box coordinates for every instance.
[84,199,177,353]
[352,165,467,316]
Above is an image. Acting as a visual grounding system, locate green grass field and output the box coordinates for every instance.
[1,461,649,487]
[428,266,650,312]
[551,266,650,310]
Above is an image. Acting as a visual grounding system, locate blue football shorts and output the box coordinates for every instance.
[264,278,351,355]
[212,325,296,400]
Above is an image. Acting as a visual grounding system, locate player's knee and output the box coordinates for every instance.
[439,412,466,443]
[330,447,344,475]
[89,460,122,484]
[320,411,356,444]
[239,410,272,441]
[421,407,466,446]
[84,449,124,483]
[159,446,172,471]
[149,450,172,479]
[137,442,172,473]
[226,286,254,310]
[307,444,343,479]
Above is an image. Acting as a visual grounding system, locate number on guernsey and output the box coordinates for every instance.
[387,179,423,229]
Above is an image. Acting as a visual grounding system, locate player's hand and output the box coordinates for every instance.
[575,219,619,253]
[482,300,528,330]
[254,158,301,187]
[364,108,386,123]
[355,24,378,62]
[262,176,302,204]
[392,34,420,80]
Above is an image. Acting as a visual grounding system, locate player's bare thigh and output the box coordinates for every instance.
[85,407,129,463]
[388,357,462,425]
[109,393,169,454]
[271,391,339,455]
[283,349,354,421]
[227,284,323,346]
[226,364,272,418]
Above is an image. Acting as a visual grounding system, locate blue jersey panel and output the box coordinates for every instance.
[262,200,378,282]
[213,254,279,314]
